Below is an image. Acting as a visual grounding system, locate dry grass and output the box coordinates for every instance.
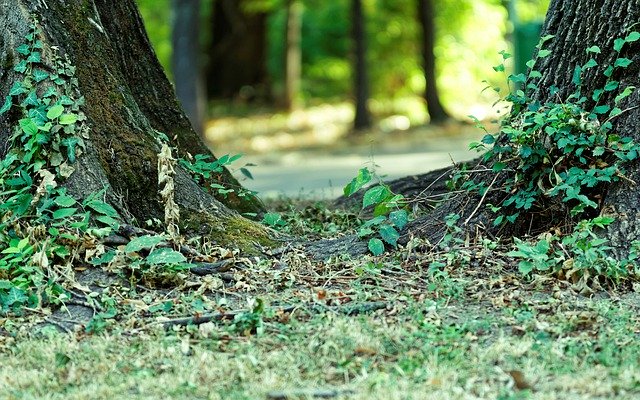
[2,235,640,399]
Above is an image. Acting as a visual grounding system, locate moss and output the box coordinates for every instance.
[182,213,279,256]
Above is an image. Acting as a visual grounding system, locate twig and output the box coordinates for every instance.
[156,301,387,328]
[464,173,500,225]
[266,389,355,399]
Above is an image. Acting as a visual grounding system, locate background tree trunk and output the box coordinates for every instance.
[283,0,303,110]
[0,0,269,252]
[206,0,270,101]
[417,0,449,123]
[171,0,205,136]
[351,0,372,131]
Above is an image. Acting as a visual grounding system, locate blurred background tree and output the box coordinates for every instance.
[137,0,549,152]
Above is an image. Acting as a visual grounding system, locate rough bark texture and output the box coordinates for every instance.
[351,0,372,131]
[417,0,449,123]
[172,0,205,136]
[206,0,270,101]
[0,0,270,252]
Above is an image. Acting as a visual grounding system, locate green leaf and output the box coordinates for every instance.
[240,167,254,180]
[95,215,120,228]
[87,200,118,217]
[145,248,187,265]
[379,225,400,246]
[593,105,611,114]
[604,81,619,92]
[614,38,626,52]
[0,96,11,115]
[614,58,632,68]
[615,86,635,103]
[26,51,41,63]
[625,31,640,42]
[16,44,30,55]
[9,82,25,96]
[537,49,552,58]
[368,238,385,256]
[14,60,27,73]
[47,104,64,120]
[52,207,78,219]
[59,114,78,125]
[33,69,49,82]
[389,210,408,230]
[19,118,38,135]
[362,185,391,209]
[4,287,28,307]
[586,45,601,54]
[53,195,77,207]
[125,235,164,253]
[343,167,371,196]
[583,58,598,69]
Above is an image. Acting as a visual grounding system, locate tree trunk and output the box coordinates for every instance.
[351,0,372,131]
[171,0,205,136]
[283,0,303,111]
[0,0,270,253]
[205,0,270,101]
[417,0,449,123]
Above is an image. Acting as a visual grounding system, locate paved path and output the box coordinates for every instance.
[234,134,481,199]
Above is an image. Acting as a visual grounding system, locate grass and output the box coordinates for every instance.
[2,203,640,399]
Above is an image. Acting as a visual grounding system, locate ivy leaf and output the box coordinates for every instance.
[26,51,41,63]
[240,167,254,180]
[604,81,619,92]
[0,96,11,115]
[47,105,64,120]
[9,82,25,96]
[59,113,78,125]
[614,38,626,52]
[13,60,27,73]
[362,185,391,209]
[586,45,601,54]
[3,287,28,307]
[15,44,30,55]
[19,118,38,135]
[145,248,187,265]
[368,238,385,256]
[61,137,79,163]
[583,58,598,69]
[33,69,49,82]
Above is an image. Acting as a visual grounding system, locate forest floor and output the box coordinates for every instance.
[2,199,640,399]
[2,107,640,399]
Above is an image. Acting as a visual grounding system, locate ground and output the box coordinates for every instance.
[2,199,639,399]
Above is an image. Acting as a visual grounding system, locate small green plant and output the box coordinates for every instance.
[460,33,640,227]
[261,212,287,228]
[179,153,255,198]
[344,167,409,255]
[508,216,637,283]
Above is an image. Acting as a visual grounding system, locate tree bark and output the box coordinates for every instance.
[283,0,303,110]
[351,0,372,131]
[0,0,269,253]
[417,0,449,123]
[205,0,270,101]
[171,0,205,136]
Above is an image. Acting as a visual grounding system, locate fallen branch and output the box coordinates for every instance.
[157,301,388,328]
[267,388,355,399]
